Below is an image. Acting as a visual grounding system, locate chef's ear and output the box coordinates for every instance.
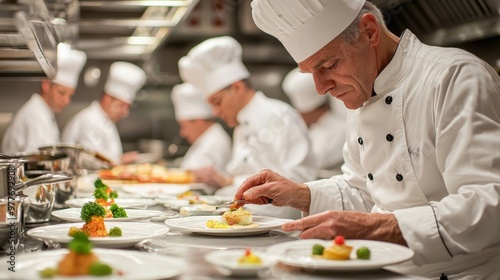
[358,13,380,48]
[230,80,246,95]
[40,79,52,94]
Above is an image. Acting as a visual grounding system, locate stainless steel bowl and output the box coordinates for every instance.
[22,152,70,174]
[39,143,85,175]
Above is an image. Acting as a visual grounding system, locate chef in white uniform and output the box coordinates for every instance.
[283,67,347,176]
[1,44,86,154]
[171,82,231,172]
[62,61,146,165]
[235,0,500,278]
[178,36,317,219]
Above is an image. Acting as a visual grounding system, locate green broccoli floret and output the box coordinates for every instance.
[110,203,127,218]
[93,187,108,200]
[68,231,92,254]
[94,178,107,189]
[108,227,122,237]
[109,191,118,199]
[81,202,106,222]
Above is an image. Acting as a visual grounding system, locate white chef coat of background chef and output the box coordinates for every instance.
[62,62,146,164]
[283,67,347,176]
[179,36,317,219]
[1,43,87,154]
[253,0,500,278]
[171,82,231,171]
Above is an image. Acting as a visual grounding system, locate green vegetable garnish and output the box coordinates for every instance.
[110,203,127,218]
[80,201,106,222]
[109,191,118,199]
[108,227,122,237]
[68,232,92,254]
[88,262,113,276]
[93,187,108,200]
[356,246,371,260]
[39,267,57,278]
[94,178,107,189]
[312,244,325,255]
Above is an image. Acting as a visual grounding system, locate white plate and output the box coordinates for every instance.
[165,215,292,237]
[65,198,156,209]
[51,208,164,222]
[121,183,191,198]
[205,249,278,276]
[27,222,169,249]
[268,239,414,271]
[0,248,186,280]
[161,195,233,209]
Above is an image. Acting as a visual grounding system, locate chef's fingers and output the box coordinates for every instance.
[234,169,278,200]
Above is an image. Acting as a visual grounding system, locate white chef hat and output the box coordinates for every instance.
[282,67,327,113]
[104,61,147,104]
[171,83,213,121]
[52,43,87,89]
[251,0,365,63]
[178,36,250,99]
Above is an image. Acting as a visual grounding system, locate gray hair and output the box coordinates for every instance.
[339,1,388,44]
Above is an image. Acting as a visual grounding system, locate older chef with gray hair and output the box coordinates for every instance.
[234,0,500,278]
[179,36,317,219]
[1,44,86,154]
[62,61,146,165]
[171,82,231,172]
[283,67,347,176]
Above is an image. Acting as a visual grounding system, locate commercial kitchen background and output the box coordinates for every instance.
[1,0,499,160]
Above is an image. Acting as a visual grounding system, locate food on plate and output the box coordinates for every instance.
[108,226,122,237]
[312,236,371,260]
[109,203,127,218]
[221,207,252,226]
[68,202,122,237]
[238,249,263,265]
[39,232,116,277]
[98,163,194,184]
[356,246,371,260]
[206,207,258,229]
[93,178,118,207]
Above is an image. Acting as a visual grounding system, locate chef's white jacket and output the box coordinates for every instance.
[306,30,500,278]
[62,101,122,164]
[309,101,346,173]
[216,91,317,220]
[180,122,231,171]
[1,94,59,154]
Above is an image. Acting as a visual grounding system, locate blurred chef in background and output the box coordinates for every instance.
[282,67,347,176]
[1,43,87,154]
[179,36,317,219]
[62,61,146,165]
[171,82,231,172]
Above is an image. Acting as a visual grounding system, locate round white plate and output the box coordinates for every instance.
[268,239,414,271]
[121,183,191,198]
[165,215,293,237]
[160,195,233,209]
[51,208,164,222]
[205,249,278,276]
[65,198,156,209]
[27,222,169,248]
[0,248,186,280]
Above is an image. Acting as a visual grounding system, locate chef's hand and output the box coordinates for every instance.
[192,166,233,189]
[121,151,140,164]
[234,169,311,212]
[283,211,408,246]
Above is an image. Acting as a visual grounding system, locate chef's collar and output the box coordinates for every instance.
[236,91,265,126]
[373,29,417,96]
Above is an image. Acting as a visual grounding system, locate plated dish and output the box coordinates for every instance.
[267,239,414,271]
[205,249,278,276]
[164,215,293,237]
[51,208,164,222]
[65,198,156,209]
[99,163,194,184]
[121,183,191,198]
[0,248,187,280]
[27,222,170,248]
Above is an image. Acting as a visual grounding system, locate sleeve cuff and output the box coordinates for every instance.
[394,205,452,265]
[306,179,343,216]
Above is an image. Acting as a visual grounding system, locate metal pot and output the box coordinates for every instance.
[21,152,70,174]
[0,196,28,252]
[39,143,85,175]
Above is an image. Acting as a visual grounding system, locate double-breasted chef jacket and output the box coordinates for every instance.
[62,101,122,164]
[1,94,59,154]
[306,30,500,278]
[180,122,231,172]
